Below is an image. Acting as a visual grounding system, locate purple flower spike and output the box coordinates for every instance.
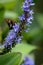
[4,0,34,48]
[22,56,35,65]
[1,0,35,53]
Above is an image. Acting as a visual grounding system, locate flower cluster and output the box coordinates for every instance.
[2,0,35,53]
[4,23,21,46]
[19,0,35,32]
[22,56,34,65]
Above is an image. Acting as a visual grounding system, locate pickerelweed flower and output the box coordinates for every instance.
[19,0,35,32]
[22,56,35,65]
[0,0,35,54]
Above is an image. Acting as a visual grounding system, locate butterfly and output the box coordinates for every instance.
[4,18,16,29]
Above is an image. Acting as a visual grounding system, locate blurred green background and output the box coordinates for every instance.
[0,0,43,65]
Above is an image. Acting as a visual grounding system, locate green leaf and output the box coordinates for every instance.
[0,52,22,65]
[12,42,37,56]
[11,42,37,63]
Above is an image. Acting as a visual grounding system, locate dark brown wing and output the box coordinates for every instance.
[4,18,15,29]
